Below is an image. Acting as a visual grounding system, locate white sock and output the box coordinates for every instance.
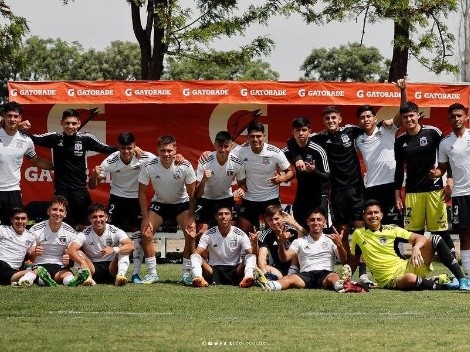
[460,249,470,278]
[117,254,130,276]
[62,274,74,286]
[190,254,203,278]
[334,280,344,291]
[287,265,299,275]
[132,239,143,275]
[271,281,281,291]
[19,272,36,284]
[244,254,256,278]
[38,278,45,286]
[146,256,157,275]
[183,258,191,275]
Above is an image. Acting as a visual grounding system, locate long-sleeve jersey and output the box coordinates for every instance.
[31,132,116,191]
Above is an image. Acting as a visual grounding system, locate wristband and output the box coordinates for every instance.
[113,246,120,254]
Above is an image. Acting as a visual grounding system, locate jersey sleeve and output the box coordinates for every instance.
[184,163,197,185]
[394,226,412,241]
[196,161,205,182]
[84,134,117,155]
[25,136,37,160]
[31,132,56,148]
[240,233,252,251]
[198,233,210,250]
[71,232,86,247]
[288,238,301,254]
[276,149,291,170]
[100,155,113,177]
[350,229,360,256]
[138,163,151,185]
[285,137,301,163]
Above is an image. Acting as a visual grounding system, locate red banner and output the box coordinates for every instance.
[7,81,469,206]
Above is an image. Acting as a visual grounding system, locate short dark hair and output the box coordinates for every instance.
[448,103,466,114]
[61,109,80,121]
[306,208,327,220]
[48,195,69,213]
[88,203,107,216]
[356,105,376,118]
[214,131,232,145]
[292,117,311,129]
[247,121,264,134]
[399,102,419,115]
[364,199,383,213]
[10,205,28,219]
[3,101,22,115]
[118,131,136,145]
[265,204,283,218]
[322,106,341,116]
[158,135,176,148]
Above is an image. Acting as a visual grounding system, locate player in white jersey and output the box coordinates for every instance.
[0,206,37,287]
[0,101,53,225]
[254,208,348,291]
[68,203,134,286]
[355,79,406,225]
[138,135,197,285]
[29,195,89,287]
[433,103,470,277]
[232,122,293,234]
[195,131,246,236]
[89,132,155,284]
[189,206,256,288]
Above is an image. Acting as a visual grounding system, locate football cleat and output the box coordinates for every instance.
[115,274,128,286]
[18,278,33,288]
[131,273,143,284]
[180,273,192,286]
[239,276,254,288]
[443,277,459,290]
[341,264,352,281]
[192,276,209,287]
[68,269,91,287]
[459,278,470,291]
[142,274,159,284]
[37,266,58,287]
[253,267,271,291]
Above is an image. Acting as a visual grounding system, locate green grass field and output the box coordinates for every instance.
[2,263,470,352]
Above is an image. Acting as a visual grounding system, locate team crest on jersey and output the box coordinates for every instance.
[59,236,67,244]
[419,136,428,146]
[75,142,83,151]
[321,242,328,250]
[25,240,33,247]
[262,157,270,165]
[229,239,237,249]
[379,237,387,245]
[173,169,182,179]
[341,134,352,147]
[105,238,113,246]
[306,154,313,163]
[226,168,234,176]
[16,141,23,149]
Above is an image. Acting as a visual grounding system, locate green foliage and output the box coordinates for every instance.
[300,42,389,82]
[1,263,470,352]
[163,50,279,80]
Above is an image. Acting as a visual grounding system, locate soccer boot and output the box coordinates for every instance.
[180,273,192,285]
[142,273,159,284]
[115,274,128,286]
[253,267,271,291]
[341,264,352,281]
[37,266,58,287]
[68,269,91,287]
[131,273,143,284]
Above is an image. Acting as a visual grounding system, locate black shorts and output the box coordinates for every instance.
[365,183,401,225]
[36,263,66,281]
[330,186,364,225]
[239,198,281,228]
[210,265,242,286]
[196,197,236,226]
[0,190,22,225]
[108,194,141,231]
[91,261,114,284]
[452,195,470,229]
[55,188,91,228]
[149,201,189,222]
[293,195,329,229]
[295,270,333,289]
[0,260,18,284]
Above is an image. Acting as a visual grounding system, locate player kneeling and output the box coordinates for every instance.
[189,206,256,288]
[68,203,134,286]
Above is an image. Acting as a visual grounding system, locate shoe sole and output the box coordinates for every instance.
[115,276,128,286]
[341,265,352,281]
[253,268,271,291]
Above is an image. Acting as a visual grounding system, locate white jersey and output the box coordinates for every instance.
[99,151,156,198]
[0,129,37,191]
[196,151,245,200]
[439,129,470,196]
[0,226,36,269]
[29,220,76,266]
[232,143,290,201]
[138,157,196,204]
[289,234,337,272]
[355,124,398,188]
[198,226,251,266]
[72,224,128,262]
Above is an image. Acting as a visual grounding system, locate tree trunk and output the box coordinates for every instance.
[461,0,470,81]
[388,20,410,82]
[149,0,167,80]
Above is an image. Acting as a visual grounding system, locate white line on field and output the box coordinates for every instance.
[303,312,424,317]
[50,311,173,316]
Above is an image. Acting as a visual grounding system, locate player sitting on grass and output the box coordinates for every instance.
[0,207,36,287]
[349,199,470,291]
[254,208,352,292]
[68,203,134,286]
[189,206,256,288]
[29,195,90,287]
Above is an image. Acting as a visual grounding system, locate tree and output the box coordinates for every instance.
[300,43,389,82]
[293,0,459,82]
[163,50,279,80]
[458,0,470,81]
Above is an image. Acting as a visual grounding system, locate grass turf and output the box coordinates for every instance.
[1,263,470,352]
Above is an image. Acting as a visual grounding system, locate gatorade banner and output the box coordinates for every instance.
[7,80,470,206]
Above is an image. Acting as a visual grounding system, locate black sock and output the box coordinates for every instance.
[433,231,455,255]
[415,276,436,290]
[432,235,463,280]
[358,262,367,276]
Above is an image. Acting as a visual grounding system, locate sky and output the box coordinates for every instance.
[6,0,461,82]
